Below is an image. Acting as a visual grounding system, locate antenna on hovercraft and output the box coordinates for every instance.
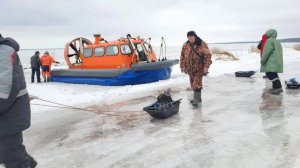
[159,37,167,61]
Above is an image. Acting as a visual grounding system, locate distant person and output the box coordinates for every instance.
[0,34,37,167]
[180,31,212,107]
[261,29,284,94]
[40,51,59,82]
[257,34,268,57]
[257,34,268,78]
[30,51,42,83]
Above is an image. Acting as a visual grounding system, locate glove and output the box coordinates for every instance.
[28,96,38,101]
[203,67,209,76]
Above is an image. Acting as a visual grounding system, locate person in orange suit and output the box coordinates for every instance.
[40,51,59,82]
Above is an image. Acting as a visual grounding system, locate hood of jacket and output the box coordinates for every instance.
[266,29,278,39]
[0,36,20,51]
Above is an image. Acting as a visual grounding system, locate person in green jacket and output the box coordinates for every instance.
[260,29,284,94]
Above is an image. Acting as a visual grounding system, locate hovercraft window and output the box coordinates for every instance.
[120,45,132,55]
[136,44,147,61]
[95,47,105,56]
[83,48,93,58]
[106,46,119,56]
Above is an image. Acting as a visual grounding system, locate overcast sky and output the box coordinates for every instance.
[1,0,300,49]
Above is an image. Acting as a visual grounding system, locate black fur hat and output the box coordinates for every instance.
[187,31,197,37]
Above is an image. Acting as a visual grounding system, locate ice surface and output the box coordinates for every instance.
[15,44,300,168]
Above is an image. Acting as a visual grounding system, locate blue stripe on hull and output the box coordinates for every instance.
[51,67,172,86]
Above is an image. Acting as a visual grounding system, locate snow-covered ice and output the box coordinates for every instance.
[16,44,300,167]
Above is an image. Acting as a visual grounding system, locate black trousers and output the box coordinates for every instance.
[266,72,282,89]
[0,133,31,168]
[31,67,41,83]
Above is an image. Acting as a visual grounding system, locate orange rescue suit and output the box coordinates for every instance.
[40,54,56,78]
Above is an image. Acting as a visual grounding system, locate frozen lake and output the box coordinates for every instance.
[16,43,300,168]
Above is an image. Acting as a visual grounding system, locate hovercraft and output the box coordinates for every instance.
[51,34,179,86]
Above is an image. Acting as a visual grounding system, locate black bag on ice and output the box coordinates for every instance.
[143,91,181,119]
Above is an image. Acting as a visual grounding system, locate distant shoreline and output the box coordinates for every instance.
[20,48,64,51]
[19,38,300,50]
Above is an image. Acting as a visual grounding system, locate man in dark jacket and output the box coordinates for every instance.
[30,51,41,83]
[0,34,37,167]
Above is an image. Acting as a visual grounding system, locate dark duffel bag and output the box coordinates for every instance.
[235,71,256,77]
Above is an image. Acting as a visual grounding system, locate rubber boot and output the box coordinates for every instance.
[190,89,202,104]
[192,90,202,107]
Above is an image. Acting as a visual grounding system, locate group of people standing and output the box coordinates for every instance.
[180,29,284,107]
[30,51,59,83]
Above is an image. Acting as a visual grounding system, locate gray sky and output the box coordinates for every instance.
[1,0,300,49]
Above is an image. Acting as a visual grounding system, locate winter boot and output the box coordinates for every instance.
[192,90,202,107]
[29,155,37,168]
[270,80,283,94]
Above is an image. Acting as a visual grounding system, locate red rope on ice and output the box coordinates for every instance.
[29,96,145,117]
